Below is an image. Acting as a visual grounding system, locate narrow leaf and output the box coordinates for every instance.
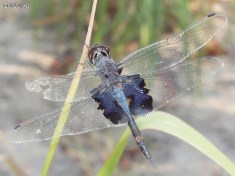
[97,111,235,175]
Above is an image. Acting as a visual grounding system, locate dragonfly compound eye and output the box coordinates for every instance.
[88,44,111,65]
[88,47,98,65]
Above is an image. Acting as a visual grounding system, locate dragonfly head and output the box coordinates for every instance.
[88,44,111,65]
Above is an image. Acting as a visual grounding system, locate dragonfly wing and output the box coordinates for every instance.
[25,69,101,101]
[8,97,122,143]
[141,57,224,111]
[118,13,227,75]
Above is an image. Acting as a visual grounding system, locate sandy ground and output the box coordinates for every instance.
[0,3,235,176]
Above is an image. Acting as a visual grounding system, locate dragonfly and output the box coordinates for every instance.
[9,13,227,168]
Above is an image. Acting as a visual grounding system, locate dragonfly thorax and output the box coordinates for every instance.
[88,44,122,85]
[98,60,121,84]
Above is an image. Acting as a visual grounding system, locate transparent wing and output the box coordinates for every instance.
[8,97,123,143]
[25,69,101,101]
[142,57,224,110]
[118,13,227,75]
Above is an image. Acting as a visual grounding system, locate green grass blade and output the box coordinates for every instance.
[97,111,235,175]
[97,127,130,176]
[41,0,98,175]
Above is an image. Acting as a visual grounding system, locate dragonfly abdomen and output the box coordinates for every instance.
[128,119,152,160]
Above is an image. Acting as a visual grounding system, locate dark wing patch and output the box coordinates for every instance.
[92,75,153,125]
[92,90,128,124]
[123,75,153,116]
